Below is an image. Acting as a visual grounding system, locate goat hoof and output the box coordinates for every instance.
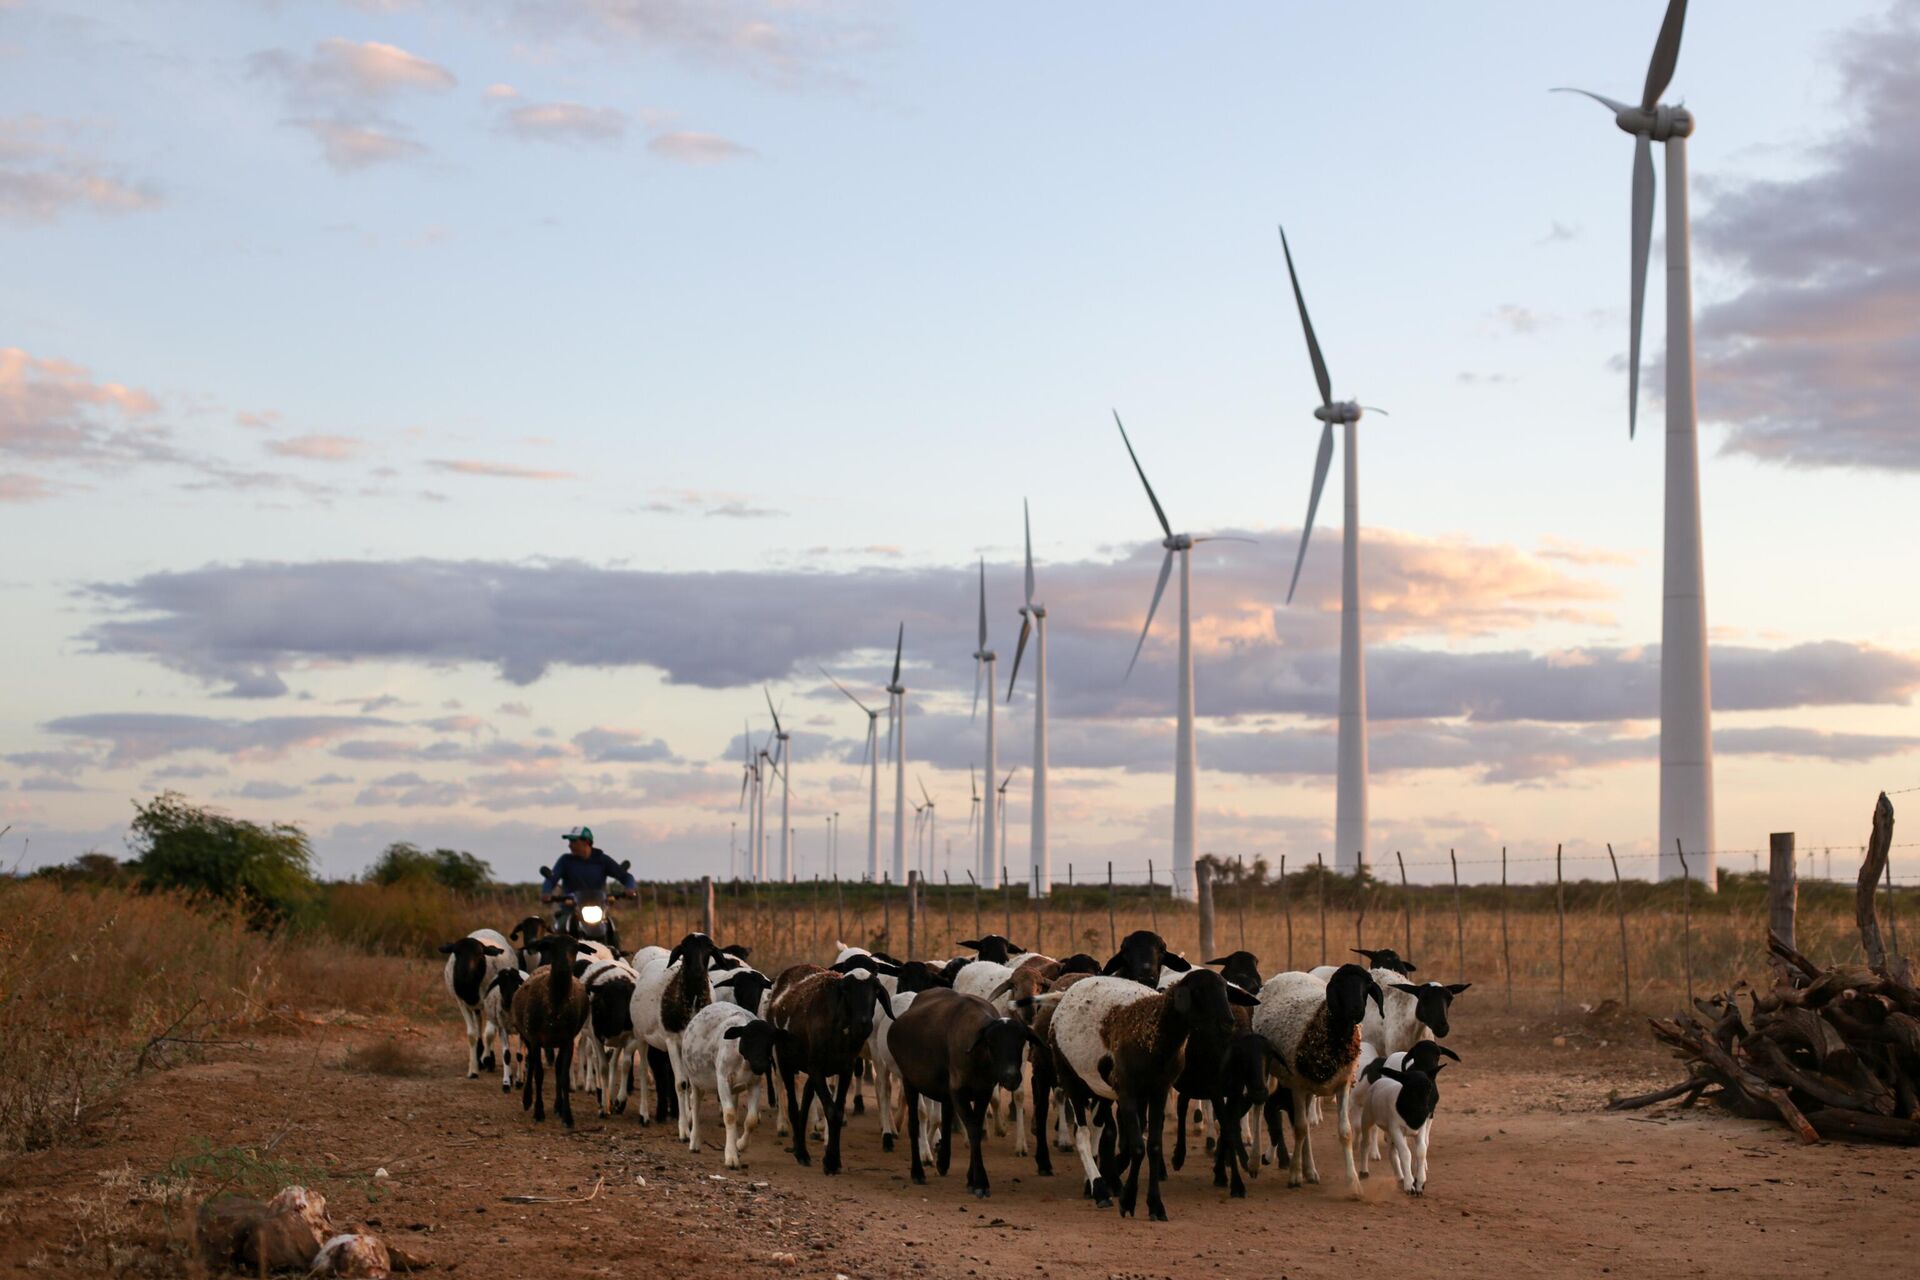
[882,1134,894,1153]
[1360,1170,1370,1179]
[910,1170,925,1185]
[970,1185,988,1199]
[1230,1184,1247,1200]
[482,1053,497,1071]
[852,1096,865,1115]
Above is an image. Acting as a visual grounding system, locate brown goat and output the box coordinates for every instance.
[887,988,1040,1198]
[768,966,892,1175]
[511,934,589,1126]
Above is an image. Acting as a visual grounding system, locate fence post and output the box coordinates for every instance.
[1606,843,1629,1009]
[1884,857,1901,963]
[1067,864,1076,949]
[1280,854,1291,971]
[1500,847,1512,1012]
[1395,850,1412,960]
[1554,843,1566,1014]
[906,870,919,957]
[1677,840,1693,1009]
[1354,873,1367,952]
[701,875,715,936]
[1449,850,1464,986]
[1238,855,1249,951]
[1002,864,1012,938]
[1107,861,1117,953]
[1033,864,1043,954]
[1196,859,1216,959]
[1317,853,1327,967]
[1766,833,1796,953]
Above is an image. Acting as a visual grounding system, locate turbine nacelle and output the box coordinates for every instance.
[1562,89,1694,141]
[1161,532,1194,552]
[1313,400,1364,426]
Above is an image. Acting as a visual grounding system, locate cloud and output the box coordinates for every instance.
[251,40,455,171]
[309,773,355,786]
[356,773,468,807]
[1488,304,1550,335]
[266,434,365,462]
[648,132,755,164]
[508,0,881,90]
[1537,221,1579,245]
[3,749,96,777]
[232,779,303,800]
[426,458,578,481]
[500,101,627,143]
[1691,1,1920,470]
[44,713,399,765]
[0,473,57,502]
[0,114,161,224]
[638,487,786,518]
[1,347,166,466]
[497,701,533,717]
[573,727,677,763]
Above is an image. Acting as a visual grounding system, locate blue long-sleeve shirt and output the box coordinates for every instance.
[541,848,637,897]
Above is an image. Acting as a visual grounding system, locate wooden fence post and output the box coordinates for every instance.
[701,875,715,936]
[1396,850,1412,960]
[1858,793,1907,984]
[1237,855,1249,951]
[1768,832,1797,959]
[1677,841,1693,1009]
[1033,864,1043,954]
[906,870,919,957]
[1554,843,1566,1014]
[1196,860,1216,959]
[1280,854,1292,971]
[1317,853,1327,967]
[1449,850,1464,986]
[1107,861,1117,953]
[1607,843,1629,1009]
[1500,847,1512,1012]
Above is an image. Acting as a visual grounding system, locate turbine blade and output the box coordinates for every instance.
[1000,767,1015,792]
[1023,498,1036,607]
[1551,87,1634,115]
[1285,420,1336,605]
[886,693,895,758]
[1125,548,1175,681]
[1113,411,1173,539]
[977,557,988,650]
[1628,132,1655,439]
[818,665,875,716]
[971,764,979,800]
[1278,225,1333,407]
[1192,535,1257,545]
[1642,0,1689,111]
[765,685,782,734]
[890,622,904,689]
[919,776,932,806]
[1006,616,1031,701]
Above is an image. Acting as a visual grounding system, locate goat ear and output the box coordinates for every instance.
[1205,956,1232,967]
[988,977,1015,1001]
[713,973,739,989]
[959,939,981,951]
[482,945,505,956]
[1101,952,1125,976]
[437,942,459,954]
[723,1024,745,1040]
[1391,982,1422,995]
[1445,982,1472,995]
[1162,952,1192,972]
[1438,1045,1461,1062]
[873,988,894,1021]
[1226,982,1260,1008]
[1361,1058,1387,1082]
[1022,1022,1047,1051]
[1367,980,1386,1014]
[724,944,752,959]
[1430,1062,1448,1077]
[1379,1066,1406,1084]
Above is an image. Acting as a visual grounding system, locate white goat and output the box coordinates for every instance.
[681,1002,780,1169]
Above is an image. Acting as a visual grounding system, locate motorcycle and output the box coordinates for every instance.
[539,860,634,952]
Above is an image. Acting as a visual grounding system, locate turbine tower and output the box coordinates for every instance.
[1559,0,1715,886]
[1278,226,1376,876]
[1114,413,1246,901]
[821,665,883,883]
[886,624,908,885]
[997,767,1016,881]
[737,723,757,882]
[918,777,937,882]
[765,688,792,882]
[1006,500,1049,895]
[972,558,999,890]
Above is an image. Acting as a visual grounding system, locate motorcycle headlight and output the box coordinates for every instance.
[580,903,605,925]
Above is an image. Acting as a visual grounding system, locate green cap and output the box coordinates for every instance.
[562,825,594,843]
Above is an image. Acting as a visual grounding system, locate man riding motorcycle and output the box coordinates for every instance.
[540,825,638,950]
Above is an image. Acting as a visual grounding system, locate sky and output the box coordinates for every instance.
[4,0,1918,888]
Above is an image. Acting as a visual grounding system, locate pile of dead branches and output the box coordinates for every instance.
[1611,793,1920,1144]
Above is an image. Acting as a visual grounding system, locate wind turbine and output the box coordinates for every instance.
[997,766,1016,888]
[972,558,999,891]
[754,722,775,882]
[1277,226,1379,877]
[968,765,983,883]
[886,624,908,885]
[1115,413,1244,901]
[738,723,756,880]
[766,688,792,882]
[917,777,936,883]
[1006,500,1049,895]
[1557,0,1715,886]
[821,665,883,884]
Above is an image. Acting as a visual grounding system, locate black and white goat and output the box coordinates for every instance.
[438,930,513,1078]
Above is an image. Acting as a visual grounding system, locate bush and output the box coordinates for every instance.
[127,792,316,922]
[365,841,493,892]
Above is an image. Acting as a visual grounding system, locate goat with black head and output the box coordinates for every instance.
[510,934,590,1126]
[1254,962,1386,1196]
[887,987,1044,1198]
[767,963,893,1175]
[439,931,512,1078]
[956,935,1024,966]
[1102,930,1188,987]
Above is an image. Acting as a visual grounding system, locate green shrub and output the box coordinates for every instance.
[127,792,315,922]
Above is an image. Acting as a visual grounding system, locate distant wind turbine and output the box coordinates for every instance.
[766,687,792,882]
[1006,500,1050,895]
[1556,0,1716,885]
[968,764,982,883]
[821,665,883,883]
[886,625,908,885]
[972,558,999,890]
[1277,225,1382,876]
[918,776,936,883]
[997,767,1016,883]
[1114,412,1246,901]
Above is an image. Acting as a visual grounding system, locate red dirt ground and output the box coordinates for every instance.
[4,996,1916,1279]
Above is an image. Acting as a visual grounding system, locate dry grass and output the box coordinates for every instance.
[339,1036,433,1078]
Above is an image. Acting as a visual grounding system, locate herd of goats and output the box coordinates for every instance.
[437,922,1471,1221]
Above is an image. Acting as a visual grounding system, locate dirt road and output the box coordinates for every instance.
[5,999,1916,1278]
